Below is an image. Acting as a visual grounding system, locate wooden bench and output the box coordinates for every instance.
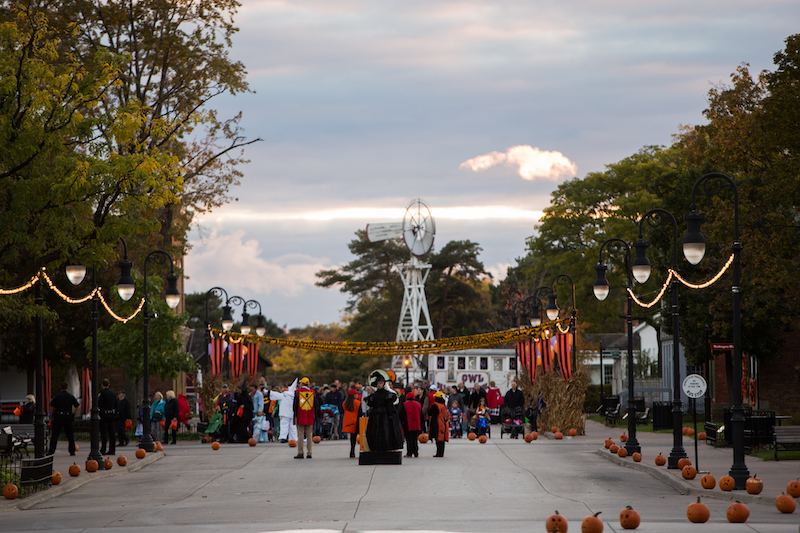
[2,424,35,457]
[773,425,800,460]
[704,422,719,446]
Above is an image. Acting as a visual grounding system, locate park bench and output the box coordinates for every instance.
[635,407,651,426]
[704,422,719,446]
[599,395,620,426]
[1,424,35,457]
[773,425,800,461]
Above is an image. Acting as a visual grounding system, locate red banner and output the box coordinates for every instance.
[209,333,225,377]
[82,367,92,415]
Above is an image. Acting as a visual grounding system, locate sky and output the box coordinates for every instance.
[184,0,800,329]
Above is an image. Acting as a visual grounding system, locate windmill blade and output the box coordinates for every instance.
[366,222,403,242]
[403,199,436,257]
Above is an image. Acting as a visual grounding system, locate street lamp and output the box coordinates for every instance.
[66,238,134,469]
[403,357,411,384]
[683,172,749,489]
[593,238,641,455]
[139,250,181,452]
[634,209,687,469]
[241,299,267,336]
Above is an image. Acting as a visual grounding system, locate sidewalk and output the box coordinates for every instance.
[584,418,800,506]
[1,439,164,512]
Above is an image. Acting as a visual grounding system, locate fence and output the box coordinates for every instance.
[0,453,52,498]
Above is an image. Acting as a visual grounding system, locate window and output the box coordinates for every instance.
[436,356,445,369]
[458,357,465,370]
[480,357,488,370]
[509,357,517,370]
[603,364,613,384]
[493,358,503,371]
[468,357,477,370]
[447,357,455,381]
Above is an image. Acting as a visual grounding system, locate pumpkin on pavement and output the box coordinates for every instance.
[69,463,81,477]
[681,465,697,480]
[117,456,127,466]
[212,441,221,450]
[617,447,628,458]
[619,506,640,529]
[687,497,709,523]
[135,448,146,459]
[3,483,18,499]
[545,510,567,532]
[104,459,113,470]
[745,475,763,494]
[568,428,577,437]
[248,438,257,446]
[554,431,564,440]
[581,511,603,533]
[677,457,691,469]
[609,444,619,454]
[86,459,99,472]
[700,474,716,489]
[312,436,321,444]
[719,475,736,491]
[51,471,62,485]
[787,479,800,498]
[478,435,487,443]
[654,453,666,466]
[726,502,749,523]
[776,493,796,514]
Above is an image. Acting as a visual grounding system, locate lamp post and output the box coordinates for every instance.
[546,274,578,372]
[66,239,135,469]
[593,237,640,455]
[34,281,45,458]
[139,250,181,452]
[241,300,268,337]
[682,172,749,489]
[598,341,605,396]
[632,209,687,469]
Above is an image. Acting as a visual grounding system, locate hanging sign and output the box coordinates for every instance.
[682,374,708,399]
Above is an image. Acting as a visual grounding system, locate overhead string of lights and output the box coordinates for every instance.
[628,253,734,309]
[0,268,145,323]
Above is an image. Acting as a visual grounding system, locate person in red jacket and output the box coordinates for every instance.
[427,391,449,457]
[293,377,320,459]
[399,391,422,457]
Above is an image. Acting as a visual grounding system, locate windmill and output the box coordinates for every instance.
[366,199,436,381]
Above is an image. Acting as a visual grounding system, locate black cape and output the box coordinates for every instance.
[365,388,404,451]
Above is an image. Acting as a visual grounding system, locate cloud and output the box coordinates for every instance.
[185,230,334,298]
[460,145,577,181]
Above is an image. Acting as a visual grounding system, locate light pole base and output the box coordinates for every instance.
[624,438,641,455]
[138,434,155,452]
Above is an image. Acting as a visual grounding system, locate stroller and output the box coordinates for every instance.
[500,406,524,439]
[449,407,464,438]
[320,404,338,440]
[203,412,224,443]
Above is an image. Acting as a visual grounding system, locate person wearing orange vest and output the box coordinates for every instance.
[427,391,449,457]
[342,389,361,458]
[292,377,320,459]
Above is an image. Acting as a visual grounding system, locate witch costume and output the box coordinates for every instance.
[364,370,404,452]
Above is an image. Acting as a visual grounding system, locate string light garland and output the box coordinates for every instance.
[214,319,569,356]
[0,268,145,323]
[628,253,735,308]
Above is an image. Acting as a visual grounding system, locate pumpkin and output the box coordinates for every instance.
[51,471,62,485]
[203,434,212,443]
[677,457,691,469]
[776,493,796,514]
[248,437,257,446]
[609,444,619,454]
[619,506,640,529]
[617,447,628,458]
[104,458,113,470]
[478,435,487,443]
[69,463,81,477]
[155,441,163,451]
[135,448,146,459]
[682,426,689,435]
[686,497,709,523]
[686,427,695,436]
[117,456,127,466]
[604,438,613,449]
[551,426,559,434]
[745,475,763,495]
[619,434,628,443]
[418,433,429,443]
[74,444,79,452]
[288,439,297,447]
[726,502,749,523]
[545,510,568,532]
[3,484,18,500]
[524,433,534,443]
[681,465,697,480]
[631,452,642,462]
[719,475,735,491]
[787,479,800,498]
[468,432,477,441]
[312,436,321,444]
[554,431,564,440]
[568,428,577,437]
[531,431,538,440]
[697,431,706,441]
[581,511,602,533]
[700,474,716,489]
[212,441,221,450]
[654,453,666,466]
[356,435,362,444]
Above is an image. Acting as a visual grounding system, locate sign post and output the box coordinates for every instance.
[683,374,708,471]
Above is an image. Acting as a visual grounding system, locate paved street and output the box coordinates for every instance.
[2,424,799,533]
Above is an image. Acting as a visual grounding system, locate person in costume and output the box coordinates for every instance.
[399,390,422,457]
[266,378,298,443]
[475,397,490,437]
[293,377,320,459]
[427,390,449,457]
[342,389,361,458]
[229,383,253,443]
[364,370,404,452]
[214,384,234,443]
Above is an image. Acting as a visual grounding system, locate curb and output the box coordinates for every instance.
[595,449,775,506]
[2,451,165,512]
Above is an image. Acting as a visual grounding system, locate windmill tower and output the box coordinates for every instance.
[366,199,436,381]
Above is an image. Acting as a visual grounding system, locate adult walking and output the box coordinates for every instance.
[503,381,526,438]
[342,389,361,458]
[19,394,35,424]
[48,382,79,456]
[427,391,449,457]
[266,378,298,443]
[98,379,117,455]
[399,391,422,457]
[293,377,320,459]
[164,390,179,445]
[150,391,166,444]
[116,389,132,447]
[251,383,266,443]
